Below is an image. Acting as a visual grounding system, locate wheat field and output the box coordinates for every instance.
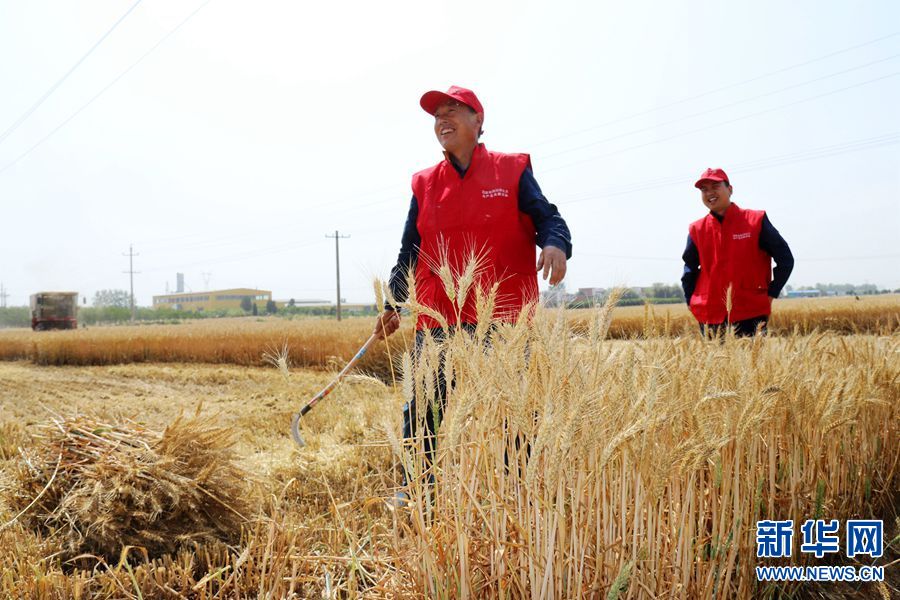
[0,293,897,598]
[0,294,896,370]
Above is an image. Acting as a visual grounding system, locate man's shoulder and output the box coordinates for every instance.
[412,162,443,181]
[486,149,531,170]
[411,162,446,192]
[745,208,767,219]
[689,214,710,231]
[485,148,528,159]
[733,204,767,223]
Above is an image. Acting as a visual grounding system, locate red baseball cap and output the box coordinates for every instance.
[420,86,484,116]
[694,168,730,188]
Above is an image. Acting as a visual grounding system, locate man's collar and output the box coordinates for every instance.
[442,143,486,170]
[710,202,738,222]
[446,153,466,174]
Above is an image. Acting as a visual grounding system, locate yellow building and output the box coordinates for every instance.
[152,288,272,312]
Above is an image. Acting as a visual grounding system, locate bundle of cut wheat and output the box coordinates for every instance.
[9,414,249,561]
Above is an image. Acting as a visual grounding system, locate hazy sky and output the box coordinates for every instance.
[1,0,898,306]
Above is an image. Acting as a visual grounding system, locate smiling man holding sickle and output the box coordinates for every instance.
[373,85,572,499]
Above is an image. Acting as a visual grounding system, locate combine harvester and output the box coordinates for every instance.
[30,292,78,330]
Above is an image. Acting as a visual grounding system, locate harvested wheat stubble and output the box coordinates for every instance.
[10,413,250,562]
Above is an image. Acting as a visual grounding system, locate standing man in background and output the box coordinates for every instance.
[373,85,572,497]
[682,168,794,337]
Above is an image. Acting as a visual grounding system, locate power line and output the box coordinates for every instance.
[0,0,214,177]
[315,32,900,216]
[341,135,899,261]
[4,19,890,272]
[20,26,890,231]
[350,35,900,215]
[577,253,677,262]
[542,70,900,175]
[267,128,900,222]
[557,132,900,206]
[726,136,900,177]
[141,238,327,274]
[299,60,900,220]
[0,0,143,147]
[578,252,900,263]
[131,181,409,250]
[139,220,336,254]
[99,132,900,271]
[531,31,900,148]
[143,225,402,272]
[4,20,890,248]
[803,254,900,262]
[540,53,900,161]
[120,133,899,269]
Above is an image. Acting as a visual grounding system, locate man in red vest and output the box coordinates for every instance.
[681,168,794,337]
[373,86,572,496]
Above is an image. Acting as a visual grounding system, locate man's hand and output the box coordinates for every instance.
[536,246,567,286]
[373,309,401,340]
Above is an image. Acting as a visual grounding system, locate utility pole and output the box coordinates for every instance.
[201,272,212,290]
[122,244,140,322]
[0,282,9,308]
[325,230,350,321]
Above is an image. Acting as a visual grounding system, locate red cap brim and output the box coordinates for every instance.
[694,176,728,188]
[421,91,456,115]
[420,90,478,115]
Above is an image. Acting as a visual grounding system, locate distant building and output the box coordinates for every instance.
[785,289,822,299]
[577,287,605,297]
[152,288,271,311]
[572,287,607,306]
[275,298,332,308]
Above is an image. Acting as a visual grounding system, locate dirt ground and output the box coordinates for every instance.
[0,360,403,486]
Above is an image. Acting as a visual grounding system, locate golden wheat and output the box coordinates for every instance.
[0,286,896,598]
[0,296,896,370]
[392,288,898,599]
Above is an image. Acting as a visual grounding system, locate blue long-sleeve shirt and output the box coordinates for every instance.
[681,212,794,304]
[388,165,572,306]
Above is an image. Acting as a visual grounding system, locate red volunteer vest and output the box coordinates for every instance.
[688,203,772,324]
[411,144,538,330]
